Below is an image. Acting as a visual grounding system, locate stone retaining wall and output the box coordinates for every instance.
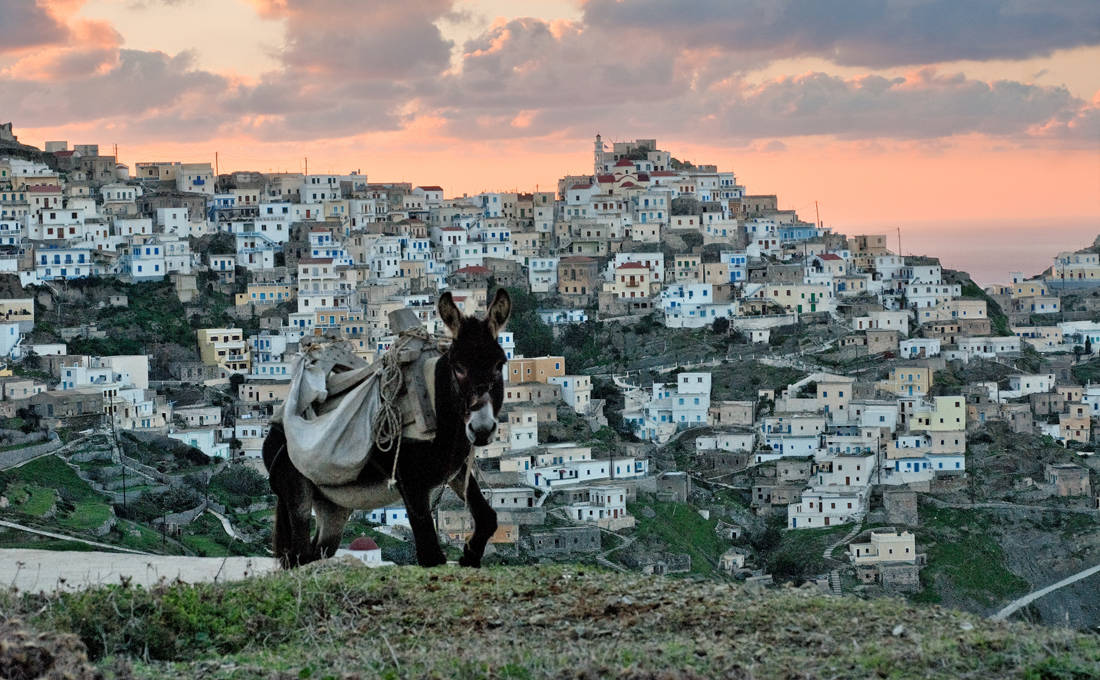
[0,436,62,470]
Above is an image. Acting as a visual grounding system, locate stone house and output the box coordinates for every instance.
[527,526,600,555]
[656,471,691,502]
[1045,463,1091,497]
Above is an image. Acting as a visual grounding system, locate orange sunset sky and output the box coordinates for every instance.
[2,0,1098,280]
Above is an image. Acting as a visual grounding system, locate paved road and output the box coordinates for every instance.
[1,548,276,593]
[992,562,1100,621]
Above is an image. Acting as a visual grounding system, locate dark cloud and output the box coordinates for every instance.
[0,49,226,129]
[428,18,1091,145]
[0,0,69,52]
[431,18,689,137]
[5,1,1096,151]
[254,0,454,79]
[582,0,1100,67]
[704,70,1084,140]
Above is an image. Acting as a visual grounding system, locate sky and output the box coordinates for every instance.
[1,0,1098,282]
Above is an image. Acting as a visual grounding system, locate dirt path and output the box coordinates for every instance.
[207,508,243,540]
[0,548,275,593]
[0,519,149,554]
[992,562,1100,621]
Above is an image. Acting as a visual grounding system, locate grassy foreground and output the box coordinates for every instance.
[3,561,1098,679]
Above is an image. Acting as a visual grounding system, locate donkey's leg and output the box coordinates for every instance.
[264,428,316,569]
[449,467,497,568]
[311,494,351,560]
[401,482,447,567]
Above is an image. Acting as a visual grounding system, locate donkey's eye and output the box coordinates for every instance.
[453,364,468,380]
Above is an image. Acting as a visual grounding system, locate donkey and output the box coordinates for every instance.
[262,289,511,568]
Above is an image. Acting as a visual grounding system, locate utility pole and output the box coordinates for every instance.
[215,151,219,177]
[815,201,821,229]
[304,157,308,176]
[897,226,903,257]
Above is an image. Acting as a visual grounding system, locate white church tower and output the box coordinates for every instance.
[594,133,604,175]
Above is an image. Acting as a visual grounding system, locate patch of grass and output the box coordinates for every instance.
[915,506,1029,608]
[1072,357,1100,386]
[0,454,98,502]
[18,484,57,516]
[58,500,113,531]
[768,522,853,583]
[628,498,727,574]
[960,278,1011,336]
[0,536,103,552]
[7,564,1098,678]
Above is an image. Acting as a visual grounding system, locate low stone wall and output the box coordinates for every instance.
[0,436,62,470]
[119,455,174,485]
[91,512,117,537]
[155,501,208,528]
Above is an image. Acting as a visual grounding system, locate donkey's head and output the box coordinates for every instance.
[438,288,511,446]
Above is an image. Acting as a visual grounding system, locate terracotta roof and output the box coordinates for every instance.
[348,536,379,551]
[561,256,595,263]
[819,253,842,261]
[618,261,647,269]
[417,185,443,192]
[636,173,650,181]
[614,159,635,167]
[441,226,465,232]
[26,185,61,193]
[453,265,491,275]
[570,183,592,190]
[620,181,637,188]
[298,257,333,264]
[596,174,616,183]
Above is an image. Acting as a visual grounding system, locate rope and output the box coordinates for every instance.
[371,327,436,488]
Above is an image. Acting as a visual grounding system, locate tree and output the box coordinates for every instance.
[1087,337,1093,356]
[20,350,40,371]
[711,317,730,335]
[504,286,554,357]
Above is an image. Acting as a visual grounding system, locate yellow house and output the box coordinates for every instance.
[673,255,702,282]
[234,283,293,307]
[238,381,290,404]
[761,283,837,314]
[911,396,966,431]
[197,328,250,374]
[1060,406,1091,444]
[848,530,918,565]
[507,356,565,384]
[605,262,657,300]
[877,365,933,398]
[0,298,34,325]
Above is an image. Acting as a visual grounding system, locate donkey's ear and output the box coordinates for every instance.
[437,291,463,336]
[487,288,511,336]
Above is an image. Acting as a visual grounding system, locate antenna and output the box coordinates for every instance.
[305,157,308,176]
[215,151,219,177]
[815,200,821,229]
[897,226,903,256]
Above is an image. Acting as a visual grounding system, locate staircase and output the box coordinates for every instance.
[829,569,842,596]
[822,519,865,561]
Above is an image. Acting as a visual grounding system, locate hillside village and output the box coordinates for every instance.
[1,123,1099,625]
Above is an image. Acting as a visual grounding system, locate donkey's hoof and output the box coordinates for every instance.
[418,553,447,568]
[458,551,482,568]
